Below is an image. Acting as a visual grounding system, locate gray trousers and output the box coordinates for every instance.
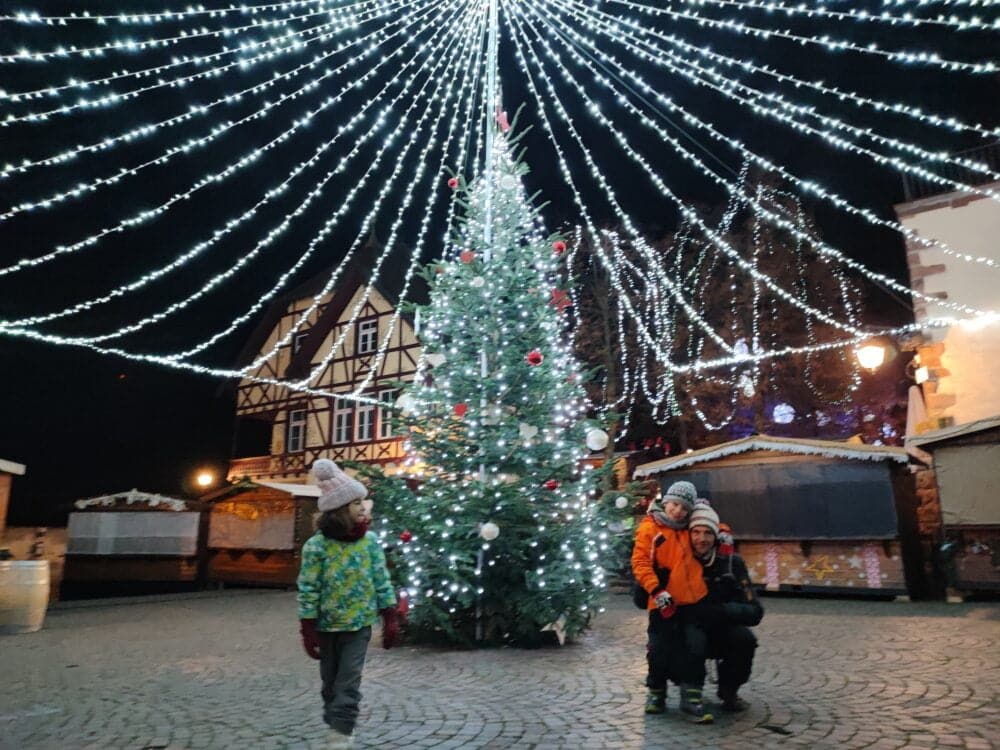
[319,627,371,734]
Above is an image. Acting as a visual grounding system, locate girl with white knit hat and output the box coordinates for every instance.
[297,459,399,749]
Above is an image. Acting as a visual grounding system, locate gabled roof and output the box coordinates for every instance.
[201,478,320,500]
[908,415,1000,448]
[233,239,427,375]
[634,435,908,477]
[73,488,193,511]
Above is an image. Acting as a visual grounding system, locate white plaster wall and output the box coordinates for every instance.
[899,194,1000,425]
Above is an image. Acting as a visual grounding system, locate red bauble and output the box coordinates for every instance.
[460,249,476,264]
[453,403,468,418]
[543,479,560,491]
[447,177,459,189]
[552,240,567,255]
[526,349,544,366]
[400,530,413,543]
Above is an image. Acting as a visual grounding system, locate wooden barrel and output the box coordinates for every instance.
[0,561,51,635]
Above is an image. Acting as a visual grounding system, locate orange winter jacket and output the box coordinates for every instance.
[631,516,708,609]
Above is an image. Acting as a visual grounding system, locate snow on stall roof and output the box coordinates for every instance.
[633,435,908,478]
[74,488,190,511]
[907,415,1000,448]
[0,458,26,475]
[256,480,321,497]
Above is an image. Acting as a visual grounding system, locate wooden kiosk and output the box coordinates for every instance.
[63,489,207,593]
[634,436,931,598]
[909,416,1000,594]
[203,480,319,587]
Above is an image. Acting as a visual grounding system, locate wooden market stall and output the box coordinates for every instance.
[203,480,319,587]
[633,436,933,598]
[62,489,207,595]
[909,416,1000,594]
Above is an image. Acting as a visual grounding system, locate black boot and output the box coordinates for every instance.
[718,687,748,712]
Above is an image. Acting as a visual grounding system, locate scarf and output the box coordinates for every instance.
[647,501,688,531]
[329,519,370,542]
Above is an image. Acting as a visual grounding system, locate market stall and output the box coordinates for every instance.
[634,436,932,597]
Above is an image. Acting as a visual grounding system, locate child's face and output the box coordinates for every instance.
[359,499,373,524]
[663,500,689,522]
[346,499,366,525]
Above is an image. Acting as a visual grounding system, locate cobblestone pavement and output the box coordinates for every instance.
[2,591,998,750]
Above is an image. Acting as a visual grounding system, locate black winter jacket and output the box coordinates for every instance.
[700,553,764,627]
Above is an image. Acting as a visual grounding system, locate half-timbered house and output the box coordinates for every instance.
[228,255,422,483]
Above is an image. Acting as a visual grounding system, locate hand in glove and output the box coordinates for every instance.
[380,607,401,650]
[652,589,676,619]
[299,618,321,660]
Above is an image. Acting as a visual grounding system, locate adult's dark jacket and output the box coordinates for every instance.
[700,553,763,627]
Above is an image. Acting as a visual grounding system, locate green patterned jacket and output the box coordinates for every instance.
[296,531,397,632]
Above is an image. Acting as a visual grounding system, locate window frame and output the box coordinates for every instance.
[332,398,354,445]
[355,400,376,443]
[356,318,378,355]
[286,408,307,453]
[378,388,397,439]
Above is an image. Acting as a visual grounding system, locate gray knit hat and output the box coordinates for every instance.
[663,480,697,511]
[313,459,368,512]
[688,500,720,536]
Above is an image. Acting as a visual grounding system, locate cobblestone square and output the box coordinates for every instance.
[2,592,997,750]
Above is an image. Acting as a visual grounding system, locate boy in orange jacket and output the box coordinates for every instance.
[631,480,714,723]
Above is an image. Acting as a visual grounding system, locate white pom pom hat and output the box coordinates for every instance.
[313,459,368,512]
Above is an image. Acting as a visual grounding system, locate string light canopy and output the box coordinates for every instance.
[1,0,997,428]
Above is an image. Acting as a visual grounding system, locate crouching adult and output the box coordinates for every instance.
[688,503,763,712]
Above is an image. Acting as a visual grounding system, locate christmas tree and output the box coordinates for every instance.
[374,126,619,646]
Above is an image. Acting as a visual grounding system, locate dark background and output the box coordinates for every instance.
[1,0,996,523]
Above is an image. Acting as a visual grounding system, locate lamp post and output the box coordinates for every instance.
[195,470,215,490]
[855,343,887,371]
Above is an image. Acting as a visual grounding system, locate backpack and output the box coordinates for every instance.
[631,533,669,609]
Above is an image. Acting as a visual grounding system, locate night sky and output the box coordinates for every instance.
[1,1,997,524]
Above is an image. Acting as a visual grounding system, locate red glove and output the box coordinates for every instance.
[380,607,401,650]
[299,618,321,660]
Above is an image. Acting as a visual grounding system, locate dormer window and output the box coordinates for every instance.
[357,319,378,355]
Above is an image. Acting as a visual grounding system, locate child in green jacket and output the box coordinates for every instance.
[297,459,398,750]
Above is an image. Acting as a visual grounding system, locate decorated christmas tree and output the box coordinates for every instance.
[373,126,620,646]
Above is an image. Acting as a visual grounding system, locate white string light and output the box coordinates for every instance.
[538,0,1000,310]
[603,0,997,74]
[550,0,1000,270]
[1,0,470,343]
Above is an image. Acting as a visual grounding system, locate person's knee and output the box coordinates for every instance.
[729,626,757,652]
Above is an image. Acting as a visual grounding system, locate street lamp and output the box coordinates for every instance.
[195,470,215,489]
[855,343,886,371]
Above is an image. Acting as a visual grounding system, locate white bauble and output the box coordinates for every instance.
[395,393,417,415]
[470,276,486,288]
[480,522,500,541]
[585,428,609,451]
[614,495,629,510]
[499,174,518,190]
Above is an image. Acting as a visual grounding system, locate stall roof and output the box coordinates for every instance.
[634,435,908,477]
[74,488,191,511]
[256,480,321,497]
[0,458,26,475]
[907,415,1000,449]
